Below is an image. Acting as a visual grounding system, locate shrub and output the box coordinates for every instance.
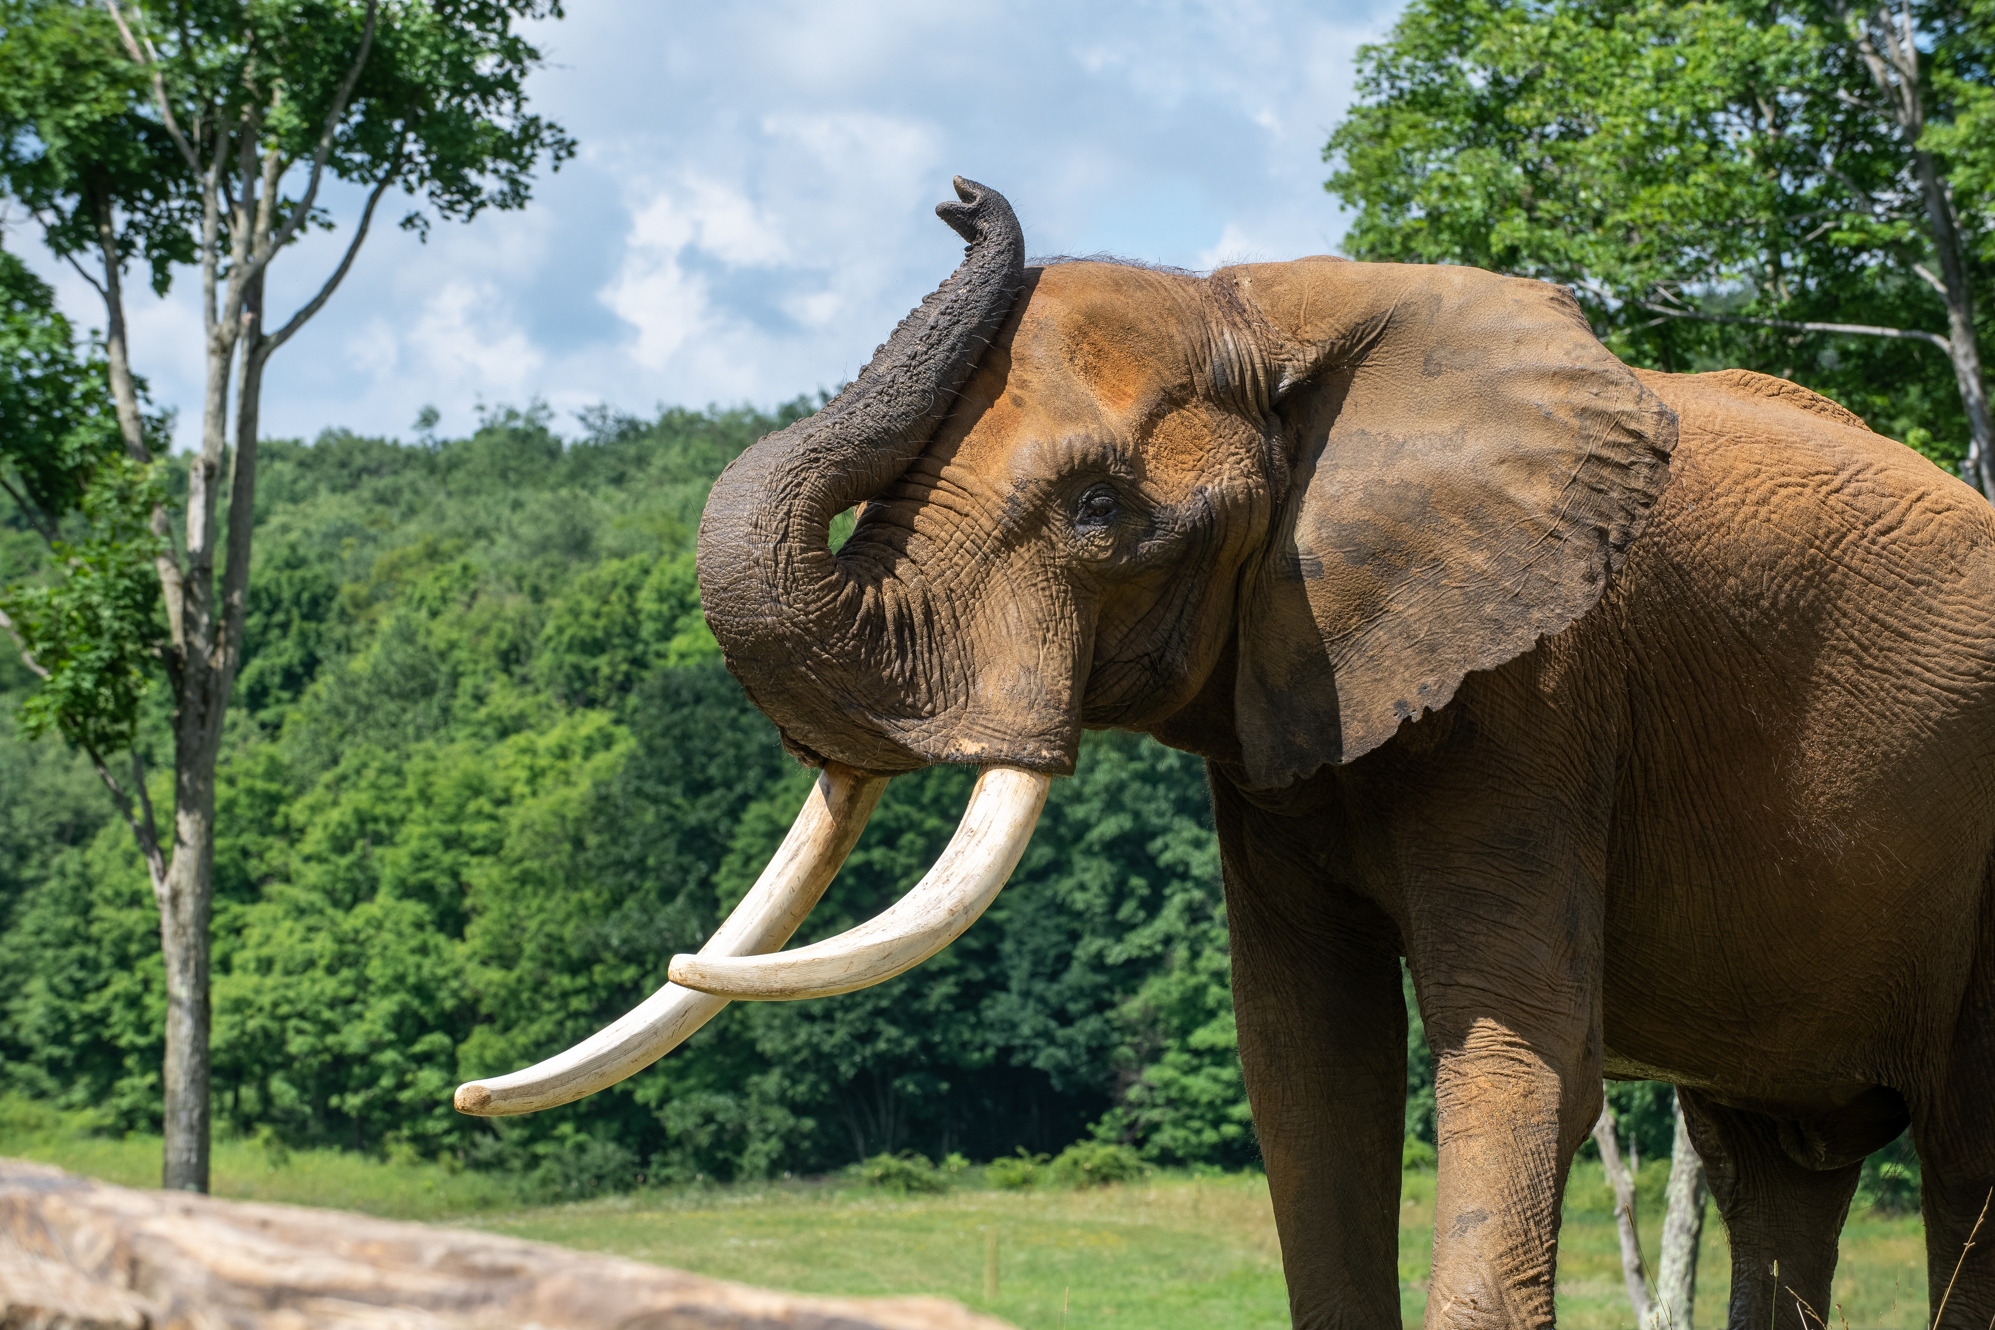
[525,1135,642,1202]
[0,1094,65,1141]
[852,1151,950,1194]
[1401,1136,1437,1171]
[985,1147,1048,1190]
[1050,1141,1144,1189]
[1857,1134,1921,1215]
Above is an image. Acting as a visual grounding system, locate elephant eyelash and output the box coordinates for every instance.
[1074,483,1122,532]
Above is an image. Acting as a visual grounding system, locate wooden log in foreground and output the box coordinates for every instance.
[0,1158,1015,1330]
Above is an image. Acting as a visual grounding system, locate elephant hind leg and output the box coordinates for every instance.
[1916,1147,1995,1330]
[1678,1087,1907,1330]
[1915,874,1995,1330]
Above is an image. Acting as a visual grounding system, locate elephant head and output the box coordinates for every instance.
[454,179,1675,1117]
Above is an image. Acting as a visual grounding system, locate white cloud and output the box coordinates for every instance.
[411,281,545,390]
[602,203,714,372]
[345,317,400,379]
[1196,223,1268,272]
[784,290,843,328]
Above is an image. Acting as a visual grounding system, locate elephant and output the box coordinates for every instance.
[456,179,1995,1330]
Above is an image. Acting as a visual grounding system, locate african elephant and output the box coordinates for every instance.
[457,180,1995,1330]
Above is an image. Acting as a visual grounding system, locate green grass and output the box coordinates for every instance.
[0,1096,521,1219]
[1,1097,1933,1328]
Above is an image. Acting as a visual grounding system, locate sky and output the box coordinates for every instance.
[20,0,1407,450]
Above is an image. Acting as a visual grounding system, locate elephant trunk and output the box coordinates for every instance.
[696,177,1026,773]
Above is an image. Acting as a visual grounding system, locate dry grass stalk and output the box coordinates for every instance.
[1930,1188,1992,1330]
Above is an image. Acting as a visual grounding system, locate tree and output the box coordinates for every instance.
[0,0,571,1192]
[1591,1091,1710,1329]
[1324,0,1995,497]
[1591,1090,1710,1329]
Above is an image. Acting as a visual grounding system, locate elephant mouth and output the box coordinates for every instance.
[453,762,1050,1117]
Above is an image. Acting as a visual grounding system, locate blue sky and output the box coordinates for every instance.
[23,0,1407,449]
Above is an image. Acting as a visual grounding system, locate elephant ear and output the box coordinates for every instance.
[1217,258,1677,790]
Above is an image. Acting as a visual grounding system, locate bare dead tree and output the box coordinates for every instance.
[1647,1094,1709,1330]
[1593,1097,1654,1324]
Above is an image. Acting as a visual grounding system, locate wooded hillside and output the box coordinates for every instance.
[0,401,1267,1187]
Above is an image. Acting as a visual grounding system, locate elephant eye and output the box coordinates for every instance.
[1076,484,1120,531]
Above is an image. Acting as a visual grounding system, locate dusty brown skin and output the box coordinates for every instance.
[698,185,1995,1330]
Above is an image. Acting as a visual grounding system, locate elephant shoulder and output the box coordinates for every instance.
[1625,367,1995,610]
[1631,366,1871,432]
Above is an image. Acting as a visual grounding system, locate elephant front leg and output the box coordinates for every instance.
[1218,785,1408,1329]
[1415,907,1604,1328]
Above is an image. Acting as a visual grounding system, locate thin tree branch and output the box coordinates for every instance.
[200,107,233,341]
[47,236,110,300]
[245,0,378,279]
[1825,165,1885,214]
[1912,262,1950,298]
[1637,300,1951,350]
[261,148,403,354]
[80,739,168,891]
[0,473,63,548]
[0,607,53,680]
[129,747,163,874]
[101,0,201,173]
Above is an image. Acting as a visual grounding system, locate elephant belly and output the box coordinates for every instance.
[1598,766,1991,1110]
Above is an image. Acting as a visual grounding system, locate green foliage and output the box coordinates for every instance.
[0,250,124,519]
[850,1151,953,1195]
[1324,0,1994,468]
[985,1148,1048,1190]
[1403,961,1435,1149]
[1601,1080,1678,1163]
[521,1134,643,1203]
[0,251,163,758]
[1856,1131,1922,1215]
[0,0,574,281]
[0,0,195,293]
[1,454,165,753]
[1048,1140,1144,1189]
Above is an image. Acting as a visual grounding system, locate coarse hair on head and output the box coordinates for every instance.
[1028,253,1203,279]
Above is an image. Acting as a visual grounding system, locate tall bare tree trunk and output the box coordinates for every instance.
[1911,146,1995,500]
[1645,1093,1709,1330]
[1844,0,1994,501]
[155,259,266,1194]
[155,769,212,1192]
[1593,1097,1653,1324]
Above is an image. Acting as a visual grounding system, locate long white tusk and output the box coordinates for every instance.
[453,763,888,1116]
[668,765,1050,1001]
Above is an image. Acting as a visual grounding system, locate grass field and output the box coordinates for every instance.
[1,1098,1932,1328]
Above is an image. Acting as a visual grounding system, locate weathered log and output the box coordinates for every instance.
[0,1158,1015,1330]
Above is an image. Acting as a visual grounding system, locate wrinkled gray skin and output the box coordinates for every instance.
[697,181,1995,1329]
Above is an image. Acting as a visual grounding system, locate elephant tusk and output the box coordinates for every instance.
[453,763,888,1116]
[668,765,1050,1001]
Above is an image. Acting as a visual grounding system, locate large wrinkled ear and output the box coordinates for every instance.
[1217,258,1676,789]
